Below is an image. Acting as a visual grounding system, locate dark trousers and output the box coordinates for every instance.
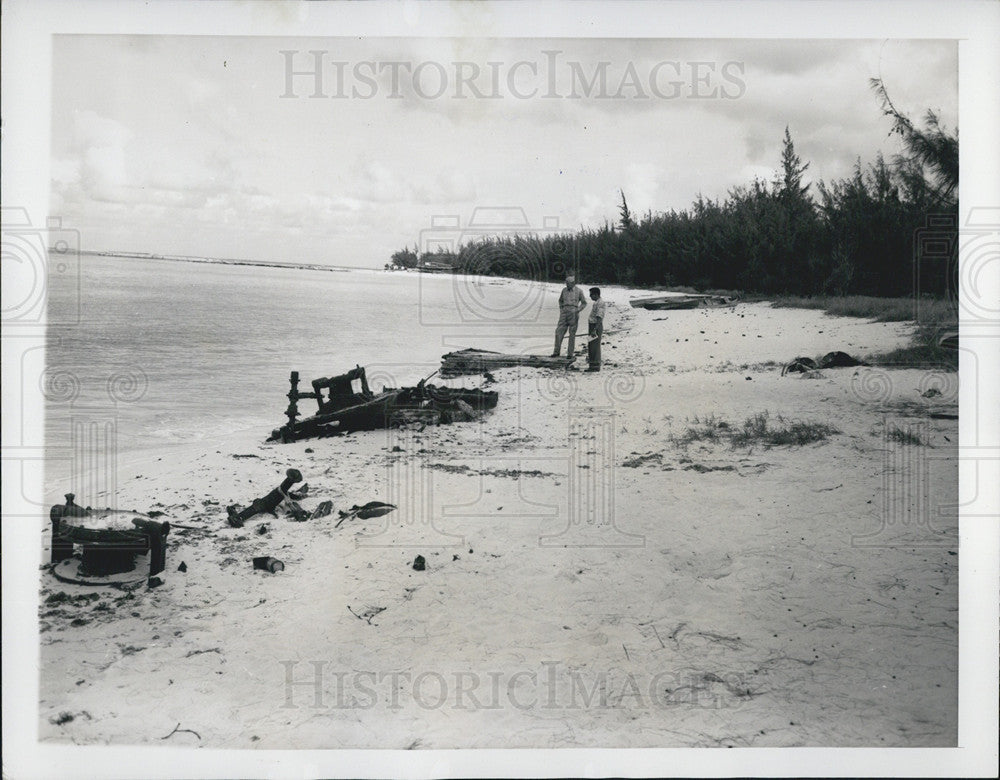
[587,319,603,368]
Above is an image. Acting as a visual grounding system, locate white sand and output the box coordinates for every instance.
[38,293,958,748]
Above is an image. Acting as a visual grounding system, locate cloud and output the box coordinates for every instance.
[49,36,959,266]
[575,192,615,228]
[349,160,476,205]
[70,110,132,152]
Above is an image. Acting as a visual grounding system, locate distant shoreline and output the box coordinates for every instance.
[65,249,361,274]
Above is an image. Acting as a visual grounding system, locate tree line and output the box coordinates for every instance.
[390,80,958,298]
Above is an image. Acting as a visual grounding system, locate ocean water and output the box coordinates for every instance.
[44,254,555,482]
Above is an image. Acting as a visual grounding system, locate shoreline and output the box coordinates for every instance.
[37,289,958,748]
[71,249,357,274]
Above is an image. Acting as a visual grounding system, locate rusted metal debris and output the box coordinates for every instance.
[49,494,170,585]
[227,468,307,525]
[269,366,497,442]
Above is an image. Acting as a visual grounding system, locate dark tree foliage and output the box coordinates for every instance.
[389,247,419,269]
[618,190,635,230]
[870,78,958,206]
[393,101,957,297]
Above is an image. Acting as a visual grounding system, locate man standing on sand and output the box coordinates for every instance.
[552,274,588,359]
[586,287,606,371]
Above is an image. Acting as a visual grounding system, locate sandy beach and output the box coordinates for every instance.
[35,284,959,749]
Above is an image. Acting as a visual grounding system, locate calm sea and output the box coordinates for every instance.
[44,254,556,483]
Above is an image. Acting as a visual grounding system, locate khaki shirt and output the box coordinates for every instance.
[559,285,587,310]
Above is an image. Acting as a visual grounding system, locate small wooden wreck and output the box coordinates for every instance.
[269,365,498,442]
[629,294,739,311]
[440,348,574,377]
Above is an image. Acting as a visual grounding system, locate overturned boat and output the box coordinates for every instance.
[269,365,498,442]
[629,294,739,311]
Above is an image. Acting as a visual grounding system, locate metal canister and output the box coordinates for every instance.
[252,556,284,573]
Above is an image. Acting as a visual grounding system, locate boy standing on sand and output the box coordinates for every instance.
[552,274,588,358]
[586,287,606,372]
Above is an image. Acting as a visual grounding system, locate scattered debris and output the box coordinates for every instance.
[781,356,818,375]
[820,351,867,368]
[622,453,663,468]
[412,555,426,571]
[347,605,387,625]
[177,561,187,573]
[310,500,333,519]
[336,501,396,527]
[227,468,305,526]
[252,556,284,573]
[683,463,736,473]
[782,351,867,376]
[160,723,201,741]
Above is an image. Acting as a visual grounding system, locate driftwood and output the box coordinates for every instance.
[440,348,573,377]
[161,723,201,741]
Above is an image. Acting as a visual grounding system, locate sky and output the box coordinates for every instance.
[50,36,958,268]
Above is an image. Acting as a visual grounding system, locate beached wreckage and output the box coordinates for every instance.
[440,348,575,377]
[269,365,498,442]
[629,294,739,311]
[781,351,868,375]
[48,494,170,586]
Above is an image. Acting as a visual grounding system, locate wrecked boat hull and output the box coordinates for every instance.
[440,348,574,377]
[629,295,738,310]
[270,378,498,443]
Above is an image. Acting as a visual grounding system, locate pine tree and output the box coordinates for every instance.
[618,189,635,230]
[870,78,958,206]
[777,126,811,202]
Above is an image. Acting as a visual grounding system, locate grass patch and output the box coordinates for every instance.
[765,294,953,322]
[674,411,839,450]
[869,322,957,370]
[882,424,927,446]
[730,412,839,448]
[673,414,730,446]
[761,295,957,371]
